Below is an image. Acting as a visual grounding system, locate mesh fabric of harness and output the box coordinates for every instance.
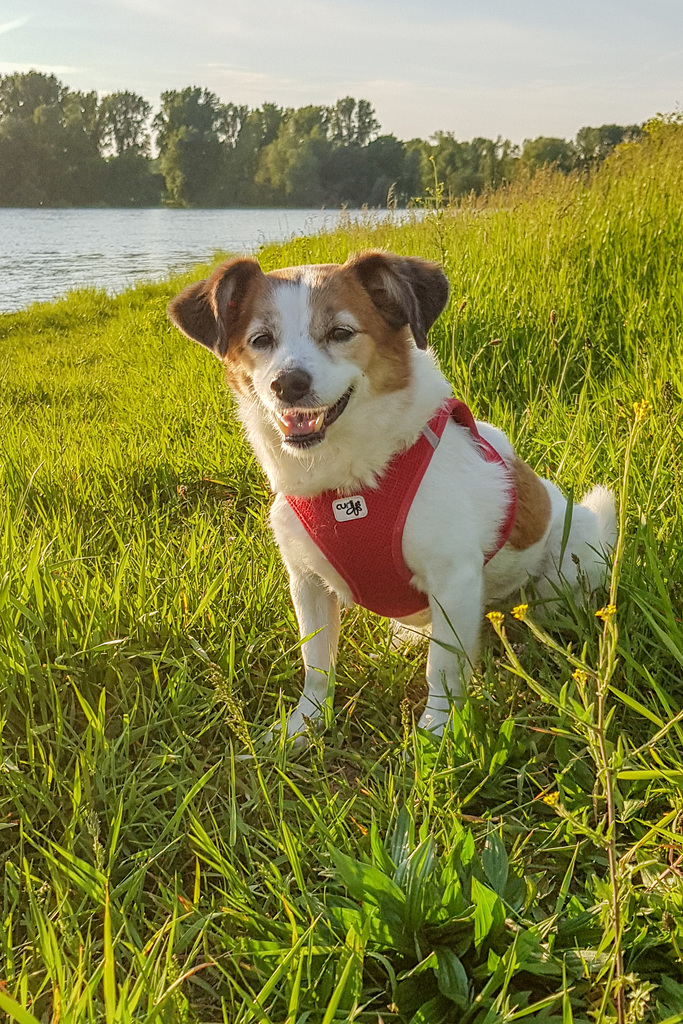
[286,398,518,618]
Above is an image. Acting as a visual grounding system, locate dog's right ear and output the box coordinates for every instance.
[167,258,264,359]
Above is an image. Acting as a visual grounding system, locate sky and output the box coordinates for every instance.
[1,0,682,143]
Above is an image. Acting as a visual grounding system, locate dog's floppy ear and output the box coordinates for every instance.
[167,258,264,358]
[348,251,449,349]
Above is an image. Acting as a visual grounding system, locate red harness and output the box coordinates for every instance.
[286,398,518,619]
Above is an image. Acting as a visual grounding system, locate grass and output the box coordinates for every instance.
[0,117,682,1023]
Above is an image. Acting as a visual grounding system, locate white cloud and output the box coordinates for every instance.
[3,0,681,142]
[0,62,80,76]
[0,15,30,35]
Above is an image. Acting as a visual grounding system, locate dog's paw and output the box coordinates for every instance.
[417,705,450,736]
[261,726,309,751]
[262,705,323,750]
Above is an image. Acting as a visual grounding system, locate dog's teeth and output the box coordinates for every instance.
[276,409,326,438]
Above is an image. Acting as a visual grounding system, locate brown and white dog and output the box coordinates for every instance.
[168,252,616,740]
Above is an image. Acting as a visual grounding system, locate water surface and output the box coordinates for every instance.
[0,207,400,312]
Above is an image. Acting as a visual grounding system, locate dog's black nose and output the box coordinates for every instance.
[270,368,313,405]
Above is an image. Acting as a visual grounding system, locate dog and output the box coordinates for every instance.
[168,251,616,740]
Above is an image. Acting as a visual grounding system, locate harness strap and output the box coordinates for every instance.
[422,399,518,563]
[285,397,518,619]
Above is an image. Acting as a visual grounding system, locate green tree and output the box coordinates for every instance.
[257,106,330,205]
[154,87,227,206]
[0,70,64,120]
[412,133,521,201]
[327,97,379,146]
[99,91,152,156]
[419,132,480,197]
[97,91,160,205]
[218,103,281,205]
[575,123,642,166]
[0,115,59,204]
[218,101,249,148]
[521,136,576,174]
[320,142,368,205]
[0,71,69,204]
[59,90,103,203]
[402,142,425,202]
[102,151,163,206]
[363,134,409,205]
[0,72,105,205]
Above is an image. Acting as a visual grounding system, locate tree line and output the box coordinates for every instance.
[0,71,643,208]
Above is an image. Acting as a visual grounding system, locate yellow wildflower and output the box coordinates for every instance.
[511,603,528,621]
[573,668,589,686]
[486,611,505,628]
[633,400,650,422]
[543,791,560,806]
[595,604,617,622]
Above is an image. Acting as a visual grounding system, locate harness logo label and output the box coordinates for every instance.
[332,496,368,522]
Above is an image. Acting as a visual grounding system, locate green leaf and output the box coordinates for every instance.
[618,769,683,781]
[471,876,504,951]
[608,683,664,726]
[370,820,396,874]
[489,716,515,773]
[460,829,476,867]
[0,991,42,1024]
[435,947,469,1004]
[329,846,406,912]
[244,920,321,1023]
[562,960,574,1024]
[408,994,454,1024]
[657,975,683,1019]
[103,885,116,1024]
[320,920,366,1022]
[514,927,563,977]
[388,805,414,867]
[402,837,437,931]
[559,487,574,569]
[482,827,508,897]
[398,951,438,980]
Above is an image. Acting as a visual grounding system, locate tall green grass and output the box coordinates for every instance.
[0,119,681,1023]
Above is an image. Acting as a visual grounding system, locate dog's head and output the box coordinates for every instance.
[167,251,449,453]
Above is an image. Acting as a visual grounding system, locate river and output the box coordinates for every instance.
[0,207,405,313]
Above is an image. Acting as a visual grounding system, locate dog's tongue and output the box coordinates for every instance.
[278,410,325,437]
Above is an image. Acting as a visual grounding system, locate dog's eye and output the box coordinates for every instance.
[330,327,355,342]
[250,333,274,351]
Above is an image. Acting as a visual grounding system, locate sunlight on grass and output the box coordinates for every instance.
[0,118,682,1022]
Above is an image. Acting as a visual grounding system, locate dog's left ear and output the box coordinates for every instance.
[348,251,449,349]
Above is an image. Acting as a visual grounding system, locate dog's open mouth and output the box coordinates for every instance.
[275,388,353,448]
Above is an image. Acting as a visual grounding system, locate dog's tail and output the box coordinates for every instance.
[580,484,618,552]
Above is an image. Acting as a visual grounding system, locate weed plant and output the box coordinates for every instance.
[0,118,682,1022]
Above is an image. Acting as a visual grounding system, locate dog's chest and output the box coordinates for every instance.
[272,418,519,613]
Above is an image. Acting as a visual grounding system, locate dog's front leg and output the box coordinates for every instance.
[285,569,340,740]
[418,565,483,734]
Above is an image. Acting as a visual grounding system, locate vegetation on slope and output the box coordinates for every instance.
[0,117,682,1022]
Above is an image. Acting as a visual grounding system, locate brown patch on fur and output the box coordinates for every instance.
[316,268,414,395]
[168,258,276,397]
[508,457,552,550]
[167,252,448,399]
[346,251,449,349]
[222,349,256,397]
[167,258,265,361]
